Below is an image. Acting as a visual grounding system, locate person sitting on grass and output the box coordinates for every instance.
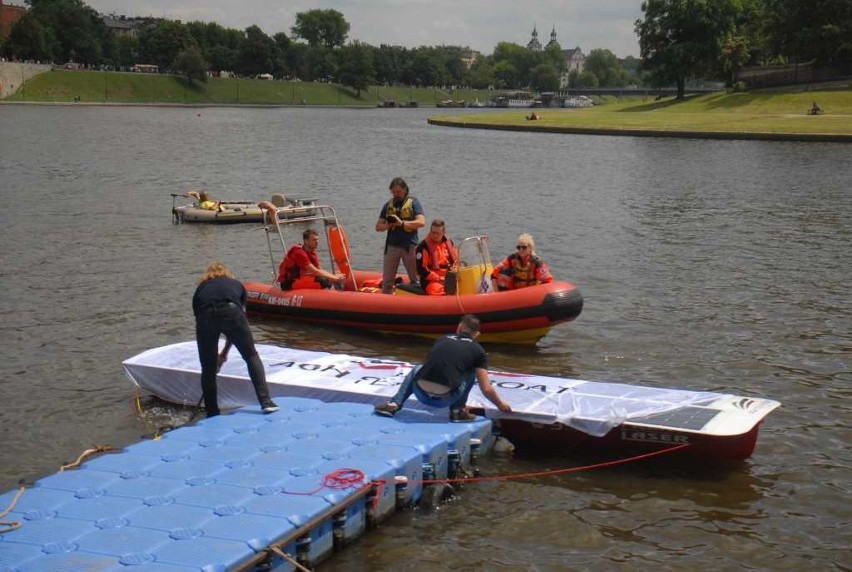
[373,314,512,422]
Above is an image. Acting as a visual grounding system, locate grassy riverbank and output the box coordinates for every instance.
[430,89,852,141]
[2,68,493,107]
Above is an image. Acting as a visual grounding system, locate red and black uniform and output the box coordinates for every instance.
[415,235,457,295]
[491,253,553,291]
[277,244,330,290]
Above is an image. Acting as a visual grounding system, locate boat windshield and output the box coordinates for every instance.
[456,235,492,268]
[454,236,495,294]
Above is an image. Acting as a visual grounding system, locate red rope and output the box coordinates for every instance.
[279,444,690,511]
[321,468,366,490]
[421,443,692,486]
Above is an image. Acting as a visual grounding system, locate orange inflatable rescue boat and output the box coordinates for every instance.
[247,204,582,344]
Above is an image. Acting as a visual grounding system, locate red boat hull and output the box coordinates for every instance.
[494,418,764,460]
[245,271,582,344]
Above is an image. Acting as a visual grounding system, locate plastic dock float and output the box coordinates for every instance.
[0,397,493,571]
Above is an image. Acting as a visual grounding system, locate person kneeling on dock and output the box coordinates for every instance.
[278,229,346,290]
[374,315,512,421]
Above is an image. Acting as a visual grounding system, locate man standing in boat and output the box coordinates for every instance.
[374,314,512,421]
[278,229,346,290]
[415,219,458,295]
[375,177,426,294]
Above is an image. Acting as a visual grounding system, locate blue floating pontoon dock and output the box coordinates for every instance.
[0,398,493,571]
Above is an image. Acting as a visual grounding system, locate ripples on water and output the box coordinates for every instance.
[0,105,850,569]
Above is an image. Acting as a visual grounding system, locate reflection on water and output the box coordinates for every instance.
[1,105,850,570]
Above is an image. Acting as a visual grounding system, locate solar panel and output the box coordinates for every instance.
[629,406,721,431]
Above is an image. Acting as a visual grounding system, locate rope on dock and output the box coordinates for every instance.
[269,545,313,572]
[0,486,25,533]
[59,444,116,471]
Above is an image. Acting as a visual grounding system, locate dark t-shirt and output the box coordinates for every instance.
[379,196,425,248]
[192,276,247,316]
[417,332,487,390]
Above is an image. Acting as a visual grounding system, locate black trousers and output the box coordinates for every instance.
[195,304,271,415]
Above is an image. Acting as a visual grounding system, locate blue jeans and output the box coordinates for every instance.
[390,365,477,410]
[195,303,272,415]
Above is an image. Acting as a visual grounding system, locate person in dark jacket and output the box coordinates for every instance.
[192,261,278,417]
[373,315,512,421]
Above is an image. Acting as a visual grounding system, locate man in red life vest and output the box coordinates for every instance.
[277,229,346,290]
[415,219,458,295]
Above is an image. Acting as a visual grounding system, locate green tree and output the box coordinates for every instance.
[303,46,337,81]
[138,20,196,71]
[529,62,560,91]
[492,42,537,87]
[291,9,349,49]
[372,44,410,85]
[112,35,139,69]
[186,21,242,72]
[493,59,519,89]
[271,33,291,77]
[173,45,208,84]
[584,48,630,87]
[409,48,446,86]
[4,13,50,61]
[465,57,495,89]
[763,0,852,66]
[236,25,274,76]
[569,68,600,88]
[635,0,742,98]
[338,40,375,96]
[27,0,109,64]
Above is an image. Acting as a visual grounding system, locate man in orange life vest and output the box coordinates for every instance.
[415,219,458,295]
[491,233,553,291]
[277,229,346,290]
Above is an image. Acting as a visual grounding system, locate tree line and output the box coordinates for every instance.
[0,0,637,92]
[636,0,852,97]
[2,0,849,95]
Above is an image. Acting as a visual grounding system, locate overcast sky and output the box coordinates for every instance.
[84,1,643,58]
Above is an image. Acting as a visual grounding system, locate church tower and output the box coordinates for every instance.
[546,24,561,50]
[527,25,542,52]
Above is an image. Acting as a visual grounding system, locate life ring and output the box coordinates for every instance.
[327,224,355,289]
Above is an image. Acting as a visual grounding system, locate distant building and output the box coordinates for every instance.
[99,13,156,39]
[0,0,26,40]
[459,47,481,69]
[527,25,542,52]
[101,14,140,39]
[526,24,586,87]
[545,25,560,51]
[562,46,585,73]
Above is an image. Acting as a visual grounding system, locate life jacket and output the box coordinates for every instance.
[416,236,456,288]
[277,244,319,290]
[385,197,416,232]
[493,253,551,290]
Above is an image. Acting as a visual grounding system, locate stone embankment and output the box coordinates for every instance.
[0,62,50,98]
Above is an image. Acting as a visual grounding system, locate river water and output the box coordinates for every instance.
[0,104,849,570]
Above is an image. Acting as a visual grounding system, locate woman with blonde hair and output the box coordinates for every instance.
[192,261,278,416]
[491,233,553,291]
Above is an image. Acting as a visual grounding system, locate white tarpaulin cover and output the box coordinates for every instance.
[123,341,733,437]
